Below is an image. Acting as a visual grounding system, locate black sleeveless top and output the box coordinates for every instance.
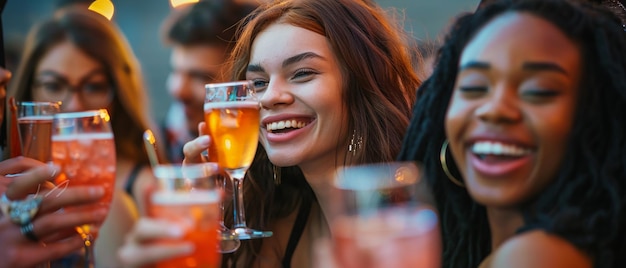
[281,197,312,268]
[124,164,144,198]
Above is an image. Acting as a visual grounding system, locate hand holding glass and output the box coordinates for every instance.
[205,80,272,239]
[149,163,222,268]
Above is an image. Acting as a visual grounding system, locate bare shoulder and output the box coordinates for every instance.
[490,230,591,268]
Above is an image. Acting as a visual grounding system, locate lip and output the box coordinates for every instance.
[463,134,535,179]
[464,134,535,149]
[469,151,532,178]
[261,113,316,143]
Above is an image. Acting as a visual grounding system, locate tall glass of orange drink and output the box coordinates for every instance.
[51,109,116,267]
[204,81,272,240]
[150,163,221,268]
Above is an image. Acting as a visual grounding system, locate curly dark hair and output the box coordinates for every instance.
[398,0,626,267]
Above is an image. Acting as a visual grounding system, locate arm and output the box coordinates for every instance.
[95,188,139,267]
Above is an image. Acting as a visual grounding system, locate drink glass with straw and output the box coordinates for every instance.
[143,129,240,253]
[149,163,222,268]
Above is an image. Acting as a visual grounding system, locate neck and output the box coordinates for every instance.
[301,165,338,228]
[486,207,524,251]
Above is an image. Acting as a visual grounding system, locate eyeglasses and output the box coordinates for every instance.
[32,77,114,109]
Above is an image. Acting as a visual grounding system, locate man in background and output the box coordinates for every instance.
[160,0,258,163]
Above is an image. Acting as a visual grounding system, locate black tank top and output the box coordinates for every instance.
[281,197,312,268]
[124,164,144,198]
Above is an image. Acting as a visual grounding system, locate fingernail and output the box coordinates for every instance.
[90,187,105,196]
[47,164,60,178]
[168,226,185,238]
[198,135,210,147]
[181,243,194,254]
[93,208,108,217]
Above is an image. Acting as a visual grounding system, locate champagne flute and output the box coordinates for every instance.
[205,81,272,240]
[51,109,116,268]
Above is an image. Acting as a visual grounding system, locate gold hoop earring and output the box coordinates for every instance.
[440,140,465,187]
[273,165,281,185]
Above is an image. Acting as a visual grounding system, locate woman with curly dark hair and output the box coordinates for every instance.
[398,0,626,267]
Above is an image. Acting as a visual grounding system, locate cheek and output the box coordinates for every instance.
[535,117,572,179]
[444,96,470,141]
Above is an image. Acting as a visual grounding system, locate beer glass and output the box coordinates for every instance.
[51,109,116,267]
[205,81,272,239]
[329,162,441,268]
[16,101,61,162]
[150,163,222,268]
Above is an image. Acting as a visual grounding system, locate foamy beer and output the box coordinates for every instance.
[17,101,61,162]
[204,81,259,170]
[150,163,221,268]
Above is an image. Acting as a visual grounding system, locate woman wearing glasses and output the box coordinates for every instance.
[7,7,162,267]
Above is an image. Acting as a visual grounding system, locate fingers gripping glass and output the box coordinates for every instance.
[32,77,114,108]
[205,81,272,240]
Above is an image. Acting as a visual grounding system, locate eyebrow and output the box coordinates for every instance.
[459,61,568,75]
[458,61,491,71]
[246,52,325,73]
[522,62,568,75]
[36,69,107,81]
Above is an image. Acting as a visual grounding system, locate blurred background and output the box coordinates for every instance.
[3,0,478,124]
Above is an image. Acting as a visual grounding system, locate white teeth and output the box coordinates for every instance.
[266,119,308,131]
[471,141,530,157]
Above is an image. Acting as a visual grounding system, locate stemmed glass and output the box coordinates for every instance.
[51,109,116,268]
[205,80,272,239]
[215,175,241,252]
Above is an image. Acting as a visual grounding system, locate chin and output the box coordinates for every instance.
[267,154,299,167]
[467,187,527,209]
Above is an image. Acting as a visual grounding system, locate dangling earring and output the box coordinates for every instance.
[348,130,363,156]
[440,140,465,187]
[273,165,281,185]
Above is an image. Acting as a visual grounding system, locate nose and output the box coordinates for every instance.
[61,92,86,112]
[475,84,522,124]
[259,80,294,110]
[167,72,193,102]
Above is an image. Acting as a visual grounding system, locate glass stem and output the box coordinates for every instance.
[217,174,227,228]
[83,235,95,268]
[228,168,247,229]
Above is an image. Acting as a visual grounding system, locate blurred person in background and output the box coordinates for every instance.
[7,7,164,266]
[160,0,258,163]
